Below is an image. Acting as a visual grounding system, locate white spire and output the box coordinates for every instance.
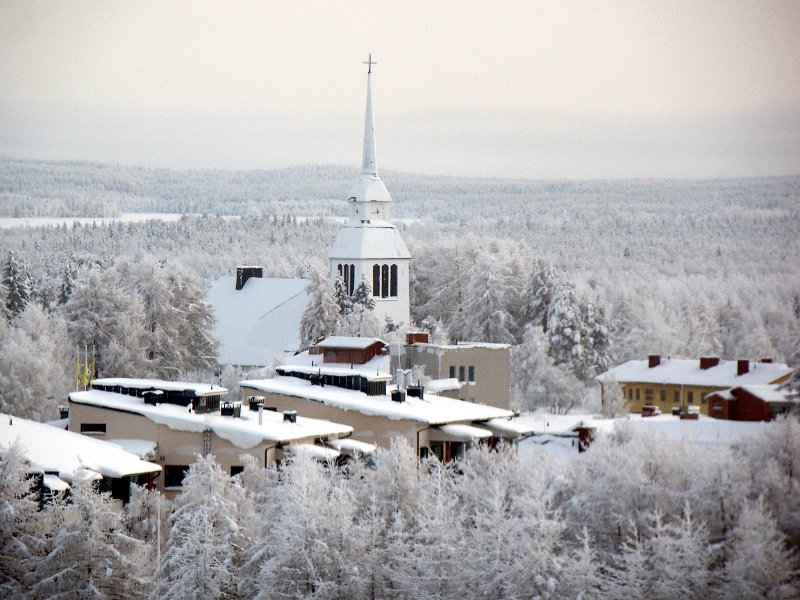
[361,54,377,175]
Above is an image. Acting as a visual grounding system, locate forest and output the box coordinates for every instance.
[0,158,798,418]
[2,418,799,599]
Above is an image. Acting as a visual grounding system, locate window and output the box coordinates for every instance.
[660,390,667,403]
[390,264,398,297]
[627,388,633,400]
[164,465,190,488]
[468,366,475,383]
[230,466,244,477]
[459,366,466,382]
[381,264,389,297]
[635,388,640,401]
[373,265,380,297]
[701,394,707,404]
[674,391,680,403]
[348,264,355,295]
[687,391,694,404]
[80,423,106,434]
[645,389,653,402]
[449,366,456,379]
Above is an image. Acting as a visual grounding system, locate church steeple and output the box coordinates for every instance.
[362,54,377,176]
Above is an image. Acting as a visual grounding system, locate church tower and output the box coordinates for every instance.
[328,56,411,327]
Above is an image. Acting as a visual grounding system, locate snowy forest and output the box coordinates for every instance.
[1,157,799,597]
[1,158,799,418]
[2,419,799,599]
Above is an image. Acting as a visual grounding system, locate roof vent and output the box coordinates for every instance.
[58,405,69,419]
[737,360,750,376]
[406,385,424,399]
[406,332,430,345]
[648,355,661,368]
[220,402,241,418]
[760,357,773,363]
[283,410,297,423]
[699,357,720,370]
[391,390,406,403]
[248,395,265,411]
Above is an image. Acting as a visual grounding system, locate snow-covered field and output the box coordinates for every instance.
[0,212,189,229]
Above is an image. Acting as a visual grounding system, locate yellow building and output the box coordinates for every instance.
[597,355,793,416]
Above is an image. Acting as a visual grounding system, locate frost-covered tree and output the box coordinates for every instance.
[0,305,71,420]
[419,315,449,344]
[717,500,799,600]
[57,263,76,306]
[600,374,628,418]
[547,283,583,370]
[152,454,246,600]
[351,276,376,311]
[559,528,602,600]
[579,300,612,379]
[63,268,150,377]
[338,303,383,339]
[333,275,353,317]
[29,477,149,600]
[520,260,559,332]
[0,443,44,599]
[451,268,516,343]
[299,270,341,350]
[2,250,32,318]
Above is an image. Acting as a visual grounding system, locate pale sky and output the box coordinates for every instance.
[1,1,798,178]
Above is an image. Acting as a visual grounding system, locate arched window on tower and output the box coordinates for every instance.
[381,264,389,298]
[337,264,343,280]
[349,264,355,295]
[390,264,398,297]
[372,265,380,297]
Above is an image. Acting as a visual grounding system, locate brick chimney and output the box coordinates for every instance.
[235,266,263,290]
[737,360,749,376]
[699,357,720,370]
[648,354,661,368]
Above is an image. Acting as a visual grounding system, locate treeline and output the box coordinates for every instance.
[2,418,799,599]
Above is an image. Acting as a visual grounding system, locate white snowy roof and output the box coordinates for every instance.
[0,413,162,483]
[240,375,513,426]
[289,348,392,378]
[206,276,310,367]
[325,437,376,457]
[68,389,353,449]
[284,443,341,462]
[414,342,512,351]
[314,336,386,350]
[433,424,493,441]
[708,384,794,404]
[109,439,158,460]
[348,174,392,203]
[596,358,792,387]
[328,222,411,260]
[426,378,463,393]
[92,378,226,396]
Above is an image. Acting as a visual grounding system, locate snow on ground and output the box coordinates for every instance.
[0,212,196,229]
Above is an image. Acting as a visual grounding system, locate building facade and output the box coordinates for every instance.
[597,355,793,416]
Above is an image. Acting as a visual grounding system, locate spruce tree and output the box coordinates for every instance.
[2,251,32,318]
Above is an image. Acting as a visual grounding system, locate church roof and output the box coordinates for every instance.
[328,220,411,260]
[206,276,310,367]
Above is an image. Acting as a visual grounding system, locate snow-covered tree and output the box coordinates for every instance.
[152,454,246,600]
[419,315,449,344]
[0,304,71,420]
[450,268,516,343]
[351,276,376,311]
[547,283,583,371]
[57,263,76,306]
[299,270,341,350]
[2,250,32,318]
[520,260,559,332]
[333,275,353,317]
[0,442,44,599]
[29,477,150,600]
[338,303,383,339]
[717,500,799,600]
[578,299,612,379]
[600,374,628,418]
[559,528,602,600]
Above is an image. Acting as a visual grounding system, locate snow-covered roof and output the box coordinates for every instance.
[412,342,512,351]
[434,423,493,441]
[0,413,162,483]
[325,437,376,457]
[348,174,392,203]
[328,222,411,260]
[426,378,462,393]
[206,276,310,367]
[314,336,386,350]
[109,439,158,460]
[596,358,792,387]
[289,349,392,378]
[69,389,353,449]
[92,378,226,396]
[284,444,341,462]
[708,384,794,404]
[240,375,513,426]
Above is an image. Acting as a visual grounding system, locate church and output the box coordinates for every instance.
[208,58,410,367]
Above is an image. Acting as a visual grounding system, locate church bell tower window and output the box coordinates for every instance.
[381,264,389,297]
[373,265,380,297]
[390,264,398,297]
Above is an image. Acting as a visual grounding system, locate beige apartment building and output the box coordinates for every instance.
[68,378,368,498]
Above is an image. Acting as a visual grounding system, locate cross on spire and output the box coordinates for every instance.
[363,53,377,74]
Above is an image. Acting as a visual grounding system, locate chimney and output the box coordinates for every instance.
[391,389,406,403]
[737,360,749,376]
[648,355,661,368]
[699,357,720,370]
[283,410,297,423]
[235,266,263,290]
[760,357,773,363]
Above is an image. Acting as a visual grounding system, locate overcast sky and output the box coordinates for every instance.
[1,1,798,178]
